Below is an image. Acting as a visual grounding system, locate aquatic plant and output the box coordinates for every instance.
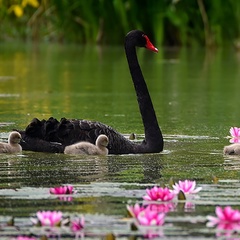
[146,203,175,213]
[8,0,39,18]
[31,210,63,227]
[171,180,202,195]
[15,237,36,240]
[207,206,240,228]
[70,216,85,232]
[207,206,240,237]
[2,0,240,46]
[127,203,146,218]
[127,202,175,220]
[9,178,240,238]
[126,204,166,238]
[137,209,165,226]
[184,201,195,211]
[143,186,175,202]
[229,127,240,143]
[49,185,74,195]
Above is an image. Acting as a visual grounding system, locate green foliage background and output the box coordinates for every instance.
[1,0,240,47]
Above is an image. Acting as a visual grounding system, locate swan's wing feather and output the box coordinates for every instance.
[74,143,99,155]
[17,117,136,154]
[0,143,10,153]
[0,143,20,153]
[19,130,65,153]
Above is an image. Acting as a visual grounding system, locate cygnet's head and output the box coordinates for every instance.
[96,134,109,147]
[9,131,22,144]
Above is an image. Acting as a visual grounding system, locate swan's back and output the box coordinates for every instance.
[19,117,135,154]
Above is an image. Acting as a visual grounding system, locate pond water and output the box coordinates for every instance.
[0,42,240,239]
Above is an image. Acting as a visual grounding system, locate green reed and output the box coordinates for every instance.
[1,0,240,47]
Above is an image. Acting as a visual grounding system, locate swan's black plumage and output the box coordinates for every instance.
[18,30,164,154]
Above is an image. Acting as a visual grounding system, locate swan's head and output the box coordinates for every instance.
[125,30,158,53]
[9,131,22,144]
[96,134,109,147]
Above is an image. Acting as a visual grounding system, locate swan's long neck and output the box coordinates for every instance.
[125,44,163,152]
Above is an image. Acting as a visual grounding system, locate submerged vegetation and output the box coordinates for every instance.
[1,0,240,47]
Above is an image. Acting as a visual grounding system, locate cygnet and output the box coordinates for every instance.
[0,131,22,153]
[64,134,109,155]
[223,143,240,155]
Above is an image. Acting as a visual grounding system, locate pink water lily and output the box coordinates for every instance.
[34,210,63,227]
[58,196,73,202]
[229,127,240,143]
[207,206,240,228]
[143,186,175,202]
[137,208,165,226]
[71,216,85,232]
[184,201,195,211]
[147,203,175,213]
[171,180,202,195]
[127,203,146,218]
[138,211,165,239]
[15,237,36,240]
[49,185,74,195]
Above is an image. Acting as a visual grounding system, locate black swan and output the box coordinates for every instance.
[64,134,109,155]
[18,30,163,154]
[223,143,240,155]
[0,131,22,153]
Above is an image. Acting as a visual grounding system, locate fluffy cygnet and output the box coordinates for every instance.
[64,134,109,155]
[223,143,240,155]
[0,131,22,153]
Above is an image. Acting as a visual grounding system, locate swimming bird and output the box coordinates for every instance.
[223,143,240,155]
[0,131,22,153]
[64,134,109,155]
[18,30,163,154]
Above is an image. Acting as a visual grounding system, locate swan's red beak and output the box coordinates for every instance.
[144,35,158,53]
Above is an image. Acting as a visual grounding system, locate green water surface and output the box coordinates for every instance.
[0,43,240,239]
